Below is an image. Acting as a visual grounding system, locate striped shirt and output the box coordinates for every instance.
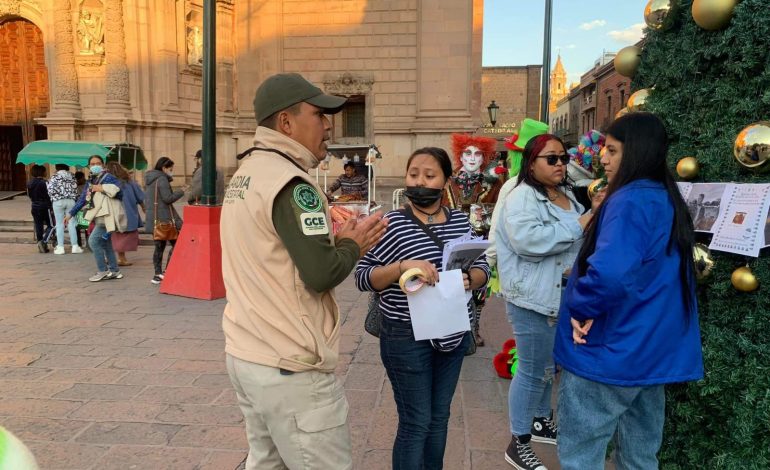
[328,174,368,198]
[355,208,489,351]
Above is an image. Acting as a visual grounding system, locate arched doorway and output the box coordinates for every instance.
[0,17,49,192]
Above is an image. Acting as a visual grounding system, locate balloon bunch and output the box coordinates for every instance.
[568,129,605,174]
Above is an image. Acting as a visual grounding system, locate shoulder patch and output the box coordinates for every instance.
[300,212,330,236]
[293,183,322,212]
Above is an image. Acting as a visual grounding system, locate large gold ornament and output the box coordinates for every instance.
[615,107,631,119]
[693,243,714,281]
[644,0,679,31]
[614,46,642,78]
[588,178,608,198]
[731,265,759,292]
[692,0,738,31]
[676,157,700,180]
[627,89,650,112]
[733,121,770,171]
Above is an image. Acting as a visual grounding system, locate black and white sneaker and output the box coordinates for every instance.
[531,415,557,445]
[106,271,123,280]
[151,275,162,285]
[505,435,547,470]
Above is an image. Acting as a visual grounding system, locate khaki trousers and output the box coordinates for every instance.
[226,354,352,470]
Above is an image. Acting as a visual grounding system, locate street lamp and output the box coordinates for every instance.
[487,100,499,127]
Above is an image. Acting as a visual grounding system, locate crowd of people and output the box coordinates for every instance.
[219,73,704,470]
[25,153,218,285]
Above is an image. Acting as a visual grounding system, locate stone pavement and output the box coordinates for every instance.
[0,242,563,470]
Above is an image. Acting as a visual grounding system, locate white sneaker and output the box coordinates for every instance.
[53,246,65,255]
[71,245,84,254]
[89,271,110,282]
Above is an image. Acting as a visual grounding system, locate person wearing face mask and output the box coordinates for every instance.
[442,134,501,348]
[65,155,126,281]
[355,147,489,470]
[144,157,184,285]
[495,134,601,470]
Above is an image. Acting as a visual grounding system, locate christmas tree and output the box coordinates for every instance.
[631,1,769,468]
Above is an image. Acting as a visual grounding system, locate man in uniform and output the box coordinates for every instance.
[220,73,388,470]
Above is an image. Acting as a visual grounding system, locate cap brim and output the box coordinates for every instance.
[306,93,348,114]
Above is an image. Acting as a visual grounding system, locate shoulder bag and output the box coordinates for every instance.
[152,181,178,241]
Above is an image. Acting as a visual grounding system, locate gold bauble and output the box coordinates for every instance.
[693,243,714,281]
[627,89,650,112]
[731,266,759,292]
[692,0,738,31]
[615,107,631,119]
[588,178,608,198]
[614,46,642,78]
[734,121,770,172]
[676,157,700,180]
[644,0,679,31]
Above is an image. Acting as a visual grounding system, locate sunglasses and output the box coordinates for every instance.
[536,154,570,166]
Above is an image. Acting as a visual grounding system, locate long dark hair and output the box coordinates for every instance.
[575,112,695,312]
[516,134,573,198]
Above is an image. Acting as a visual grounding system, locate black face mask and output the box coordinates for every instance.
[404,186,443,208]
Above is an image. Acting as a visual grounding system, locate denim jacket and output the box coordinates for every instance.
[495,183,584,316]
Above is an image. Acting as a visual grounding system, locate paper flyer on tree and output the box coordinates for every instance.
[708,184,770,257]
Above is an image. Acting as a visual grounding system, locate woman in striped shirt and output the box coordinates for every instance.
[355,147,489,470]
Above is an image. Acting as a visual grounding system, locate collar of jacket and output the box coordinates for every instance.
[251,126,319,172]
[527,182,579,205]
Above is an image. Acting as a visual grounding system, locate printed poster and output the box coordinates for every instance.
[709,184,770,257]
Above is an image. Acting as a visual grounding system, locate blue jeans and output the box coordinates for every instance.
[89,224,118,273]
[380,316,469,470]
[557,369,665,470]
[507,303,556,436]
[52,199,78,246]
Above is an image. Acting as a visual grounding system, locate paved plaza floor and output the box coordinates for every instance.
[0,243,562,469]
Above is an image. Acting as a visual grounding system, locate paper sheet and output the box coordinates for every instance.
[709,184,770,257]
[407,269,471,341]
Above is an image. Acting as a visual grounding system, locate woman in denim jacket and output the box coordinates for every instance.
[495,134,598,470]
[554,113,703,469]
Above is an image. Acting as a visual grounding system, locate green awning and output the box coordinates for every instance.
[16,140,148,170]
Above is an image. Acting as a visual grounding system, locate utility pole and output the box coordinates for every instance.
[201,0,217,205]
[540,0,553,124]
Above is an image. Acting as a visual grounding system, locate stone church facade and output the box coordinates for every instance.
[0,0,484,190]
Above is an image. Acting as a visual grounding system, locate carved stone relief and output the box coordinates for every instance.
[76,0,105,55]
[323,73,374,96]
[104,0,129,104]
[0,0,21,16]
[52,0,81,106]
[186,8,202,66]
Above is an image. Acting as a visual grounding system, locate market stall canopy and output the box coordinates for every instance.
[16,141,148,170]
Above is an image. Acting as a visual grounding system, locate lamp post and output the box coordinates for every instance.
[540,0,553,123]
[487,100,499,128]
[201,0,216,205]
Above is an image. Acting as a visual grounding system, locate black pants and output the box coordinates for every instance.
[153,239,177,275]
[31,207,51,242]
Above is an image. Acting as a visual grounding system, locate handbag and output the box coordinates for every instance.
[152,182,179,241]
[75,211,90,230]
[364,292,382,337]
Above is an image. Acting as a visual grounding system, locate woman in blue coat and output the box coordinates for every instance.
[554,112,704,469]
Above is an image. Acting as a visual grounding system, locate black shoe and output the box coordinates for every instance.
[531,415,557,445]
[505,435,547,470]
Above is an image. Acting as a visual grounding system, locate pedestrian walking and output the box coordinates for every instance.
[355,147,489,470]
[106,161,144,266]
[26,164,52,253]
[220,72,387,470]
[554,113,703,470]
[494,134,599,470]
[144,157,184,285]
[46,163,82,254]
[65,155,127,282]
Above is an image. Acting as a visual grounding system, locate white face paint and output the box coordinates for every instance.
[461,145,484,173]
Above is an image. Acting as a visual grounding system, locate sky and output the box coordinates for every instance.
[483,0,647,85]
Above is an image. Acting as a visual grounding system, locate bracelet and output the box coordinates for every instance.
[398,260,404,274]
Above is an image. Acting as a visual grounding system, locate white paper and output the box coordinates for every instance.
[442,233,491,272]
[407,269,471,341]
[676,182,693,201]
[709,184,770,258]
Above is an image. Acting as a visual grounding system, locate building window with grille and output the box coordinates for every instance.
[341,95,366,138]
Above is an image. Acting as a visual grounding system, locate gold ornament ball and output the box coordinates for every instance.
[588,178,608,198]
[645,0,680,31]
[692,0,738,31]
[676,157,700,180]
[731,266,759,292]
[627,89,650,112]
[693,243,714,281]
[614,46,642,78]
[734,121,770,172]
[615,107,631,119]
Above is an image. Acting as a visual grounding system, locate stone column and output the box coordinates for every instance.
[50,0,81,116]
[104,0,131,111]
